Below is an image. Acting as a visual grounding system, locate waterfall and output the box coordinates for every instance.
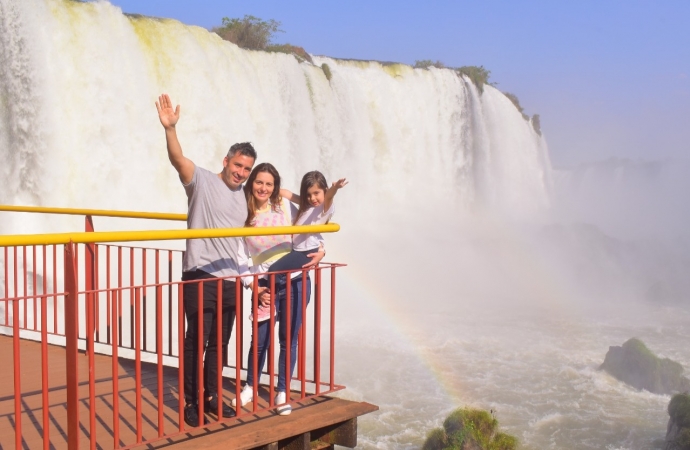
[0,0,551,236]
[0,0,49,212]
[0,0,553,443]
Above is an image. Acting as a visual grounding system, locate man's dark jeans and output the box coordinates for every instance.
[182,270,238,406]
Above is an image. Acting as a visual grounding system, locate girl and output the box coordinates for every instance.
[272,170,348,273]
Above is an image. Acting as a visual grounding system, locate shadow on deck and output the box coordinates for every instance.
[0,335,377,449]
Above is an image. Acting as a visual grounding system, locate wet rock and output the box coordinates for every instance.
[665,393,690,450]
[600,338,690,395]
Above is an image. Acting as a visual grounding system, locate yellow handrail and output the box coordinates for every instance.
[0,205,187,221]
[0,224,340,247]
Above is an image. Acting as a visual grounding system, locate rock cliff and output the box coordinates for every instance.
[665,393,690,450]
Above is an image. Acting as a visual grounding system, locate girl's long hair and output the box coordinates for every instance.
[244,163,282,227]
[294,171,328,224]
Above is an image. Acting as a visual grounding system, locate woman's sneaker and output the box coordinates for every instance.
[231,385,254,407]
[248,304,271,322]
[275,391,292,416]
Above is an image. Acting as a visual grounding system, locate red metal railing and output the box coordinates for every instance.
[0,216,345,449]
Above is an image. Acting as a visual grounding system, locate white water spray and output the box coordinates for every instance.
[0,0,550,236]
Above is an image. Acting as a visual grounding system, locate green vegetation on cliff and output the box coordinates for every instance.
[500,92,542,133]
[211,15,312,63]
[531,114,542,136]
[321,63,332,81]
[211,15,541,133]
[265,43,313,63]
[412,61,540,130]
[455,66,492,93]
[413,61,493,93]
[423,408,518,450]
[212,15,282,50]
[503,92,529,121]
[414,60,446,69]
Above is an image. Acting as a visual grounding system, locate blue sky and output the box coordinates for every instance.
[107,0,689,167]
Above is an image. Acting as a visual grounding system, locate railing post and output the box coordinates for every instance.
[84,215,95,292]
[84,215,95,353]
[64,241,80,450]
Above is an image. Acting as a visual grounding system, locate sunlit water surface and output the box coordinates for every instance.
[328,226,690,450]
[335,299,689,449]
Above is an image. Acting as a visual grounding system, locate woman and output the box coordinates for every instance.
[233,163,322,416]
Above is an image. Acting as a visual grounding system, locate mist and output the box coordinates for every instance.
[328,178,690,448]
[326,151,690,448]
[553,158,690,240]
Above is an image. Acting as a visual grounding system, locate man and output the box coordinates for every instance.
[156,93,254,427]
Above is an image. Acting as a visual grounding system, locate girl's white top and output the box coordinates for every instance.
[292,203,334,251]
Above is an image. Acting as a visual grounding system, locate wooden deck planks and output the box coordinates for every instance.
[0,335,378,449]
[134,397,379,450]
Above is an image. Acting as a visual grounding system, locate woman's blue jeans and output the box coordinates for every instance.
[246,274,311,393]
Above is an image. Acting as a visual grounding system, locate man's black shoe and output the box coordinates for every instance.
[205,395,236,418]
[184,404,210,427]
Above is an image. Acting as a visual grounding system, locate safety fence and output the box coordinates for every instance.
[0,206,344,450]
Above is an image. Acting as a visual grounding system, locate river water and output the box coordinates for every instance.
[331,219,690,449]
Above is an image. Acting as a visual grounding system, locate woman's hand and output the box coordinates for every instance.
[257,287,272,307]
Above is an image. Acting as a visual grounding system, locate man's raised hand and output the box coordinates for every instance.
[156,93,193,184]
[155,94,180,129]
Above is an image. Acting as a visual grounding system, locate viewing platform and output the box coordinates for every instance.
[0,335,377,449]
[0,205,378,449]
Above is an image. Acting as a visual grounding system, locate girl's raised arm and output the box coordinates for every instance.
[323,178,348,212]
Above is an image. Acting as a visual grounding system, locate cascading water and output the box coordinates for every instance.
[2,1,688,449]
[0,0,49,214]
[0,0,550,230]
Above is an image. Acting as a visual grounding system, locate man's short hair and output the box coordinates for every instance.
[227,142,257,160]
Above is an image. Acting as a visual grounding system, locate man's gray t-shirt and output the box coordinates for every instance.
[183,165,247,277]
